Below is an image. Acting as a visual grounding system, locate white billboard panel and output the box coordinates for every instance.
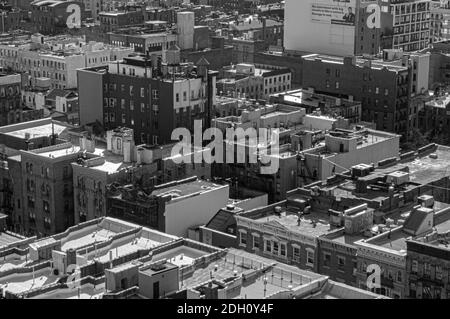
[285,0,357,56]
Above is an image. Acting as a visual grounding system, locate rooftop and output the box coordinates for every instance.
[1,122,69,140]
[240,203,337,238]
[375,145,450,185]
[150,179,224,200]
[0,231,24,249]
[182,248,323,298]
[303,54,409,73]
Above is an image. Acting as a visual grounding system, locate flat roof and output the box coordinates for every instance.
[182,248,323,296]
[0,232,24,248]
[153,246,210,268]
[368,229,410,252]
[30,283,106,299]
[3,123,68,140]
[252,208,335,238]
[151,180,223,199]
[375,146,450,185]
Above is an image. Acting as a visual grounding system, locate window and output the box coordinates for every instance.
[323,253,331,267]
[424,263,431,277]
[412,260,418,273]
[436,266,442,280]
[293,246,300,262]
[239,230,247,246]
[397,271,402,283]
[280,243,286,257]
[306,249,314,267]
[265,239,271,253]
[273,241,279,255]
[176,93,179,102]
[338,256,345,267]
[252,234,259,249]
[140,87,145,97]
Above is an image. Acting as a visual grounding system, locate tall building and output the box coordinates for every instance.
[284,0,431,56]
[10,142,83,237]
[30,0,86,35]
[0,72,22,126]
[406,210,450,299]
[430,0,450,42]
[78,47,218,145]
[302,54,411,137]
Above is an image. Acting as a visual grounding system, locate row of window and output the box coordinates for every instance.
[239,231,315,266]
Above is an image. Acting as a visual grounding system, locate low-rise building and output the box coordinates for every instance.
[107,177,229,237]
[217,63,291,100]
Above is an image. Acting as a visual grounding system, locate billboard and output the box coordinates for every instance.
[284,0,357,56]
[311,0,356,27]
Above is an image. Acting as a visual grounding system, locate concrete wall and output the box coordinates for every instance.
[77,68,104,126]
[164,185,230,237]
[138,266,179,299]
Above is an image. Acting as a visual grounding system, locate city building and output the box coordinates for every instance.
[78,47,218,145]
[405,208,450,299]
[0,4,24,33]
[99,7,145,33]
[354,201,450,298]
[71,127,212,225]
[430,0,450,42]
[45,89,80,125]
[216,63,292,100]
[0,216,179,298]
[29,0,86,35]
[284,0,431,57]
[0,72,23,127]
[214,113,400,202]
[0,34,133,89]
[302,54,411,138]
[270,88,363,125]
[106,177,229,237]
[233,187,398,290]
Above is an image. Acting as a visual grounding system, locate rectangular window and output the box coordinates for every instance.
[436,266,442,280]
[412,260,418,273]
[273,242,279,255]
[324,253,331,267]
[306,249,314,266]
[280,243,286,257]
[238,231,246,246]
[253,235,259,249]
[338,256,345,267]
[293,247,300,262]
[424,263,431,277]
[265,240,271,253]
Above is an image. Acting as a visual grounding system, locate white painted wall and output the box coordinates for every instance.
[164,185,230,237]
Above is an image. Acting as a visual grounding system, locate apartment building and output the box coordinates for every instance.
[0,34,133,89]
[217,63,291,100]
[78,47,217,145]
[302,54,411,138]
